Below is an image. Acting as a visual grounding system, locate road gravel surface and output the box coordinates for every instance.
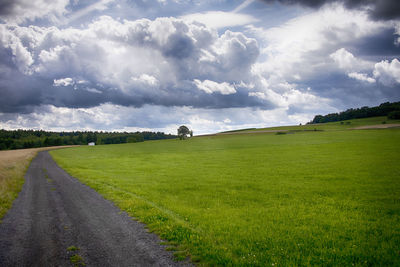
[0,151,188,267]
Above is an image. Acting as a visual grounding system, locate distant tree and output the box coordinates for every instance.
[0,129,176,150]
[0,142,6,150]
[388,110,400,119]
[77,133,84,144]
[190,130,193,137]
[177,125,190,140]
[309,101,400,124]
[87,132,97,143]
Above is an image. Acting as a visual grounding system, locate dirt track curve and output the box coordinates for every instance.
[0,151,188,267]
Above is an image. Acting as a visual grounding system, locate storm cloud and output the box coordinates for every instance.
[259,0,400,20]
[0,16,276,113]
[0,0,399,134]
[0,0,69,24]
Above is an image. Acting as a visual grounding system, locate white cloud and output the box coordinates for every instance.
[194,79,236,95]
[181,11,257,29]
[0,16,264,111]
[53,77,74,86]
[85,88,102,94]
[251,3,387,83]
[394,22,400,46]
[249,88,331,113]
[63,0,114,25]
[373,58,400,86]
[330,48,372,72]
[0,24,34,73]
[131,74,159,87]
[348,72,375,83]
[0,103,328,134]
[0,0,69,24]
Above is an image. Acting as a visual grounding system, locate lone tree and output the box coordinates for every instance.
[177,125,191,140]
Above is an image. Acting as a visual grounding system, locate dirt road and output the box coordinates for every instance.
[0,151,187,267]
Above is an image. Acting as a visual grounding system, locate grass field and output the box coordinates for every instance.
[50,118,400,266]
[223,116,400,133]
[0,146,77,221]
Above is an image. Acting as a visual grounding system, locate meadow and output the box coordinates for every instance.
[50,118,400,266]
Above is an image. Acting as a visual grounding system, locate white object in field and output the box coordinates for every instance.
[88,142,95,146]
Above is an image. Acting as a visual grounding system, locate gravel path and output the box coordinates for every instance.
[0,151,188,267]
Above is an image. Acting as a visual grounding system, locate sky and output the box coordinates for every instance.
[0,0,399,135]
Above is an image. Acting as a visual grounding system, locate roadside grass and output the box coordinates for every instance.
[67,246,79,252]
[50,124,400,265]
[69,254,85,266]
[0,146,77,221]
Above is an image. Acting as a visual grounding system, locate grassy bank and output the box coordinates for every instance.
[0,146,77,221]
[50,124,400,265]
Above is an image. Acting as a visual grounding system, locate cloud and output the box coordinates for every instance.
[329,48,373,72]
[248,3,399,110]
[258,0,400,20]
[0,24,34,73]
[251,3,384,82]
[0,1,399,133]
[373,58,400,86]
[0,16,270,113]
[131,74,159,88]
[194,79,236,95]
[0,0,69,24]
[62,0,114,25]
[53,77,73,86]
[347,72,376,83]
[329,48,377,84]
[181,11,258,29]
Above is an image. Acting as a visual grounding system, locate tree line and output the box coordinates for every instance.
[0,130,176,150]
[309,101,400,124]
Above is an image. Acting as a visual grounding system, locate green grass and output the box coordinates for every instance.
[70,254,85,266]
[67,245,79,251]
[250,116,400,132]
[50,122,400,266]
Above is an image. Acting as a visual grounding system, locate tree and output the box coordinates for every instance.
[177,125,190,140]
[388,110,400,119]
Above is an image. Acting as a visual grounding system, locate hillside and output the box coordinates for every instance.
[218,116,400,135]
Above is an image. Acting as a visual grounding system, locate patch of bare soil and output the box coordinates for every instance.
[351,124,400,130]
[217,130,289,135]
[197,129,289,137]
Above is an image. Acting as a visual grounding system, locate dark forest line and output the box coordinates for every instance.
[309,101,400,124]
[0,130,176,150]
